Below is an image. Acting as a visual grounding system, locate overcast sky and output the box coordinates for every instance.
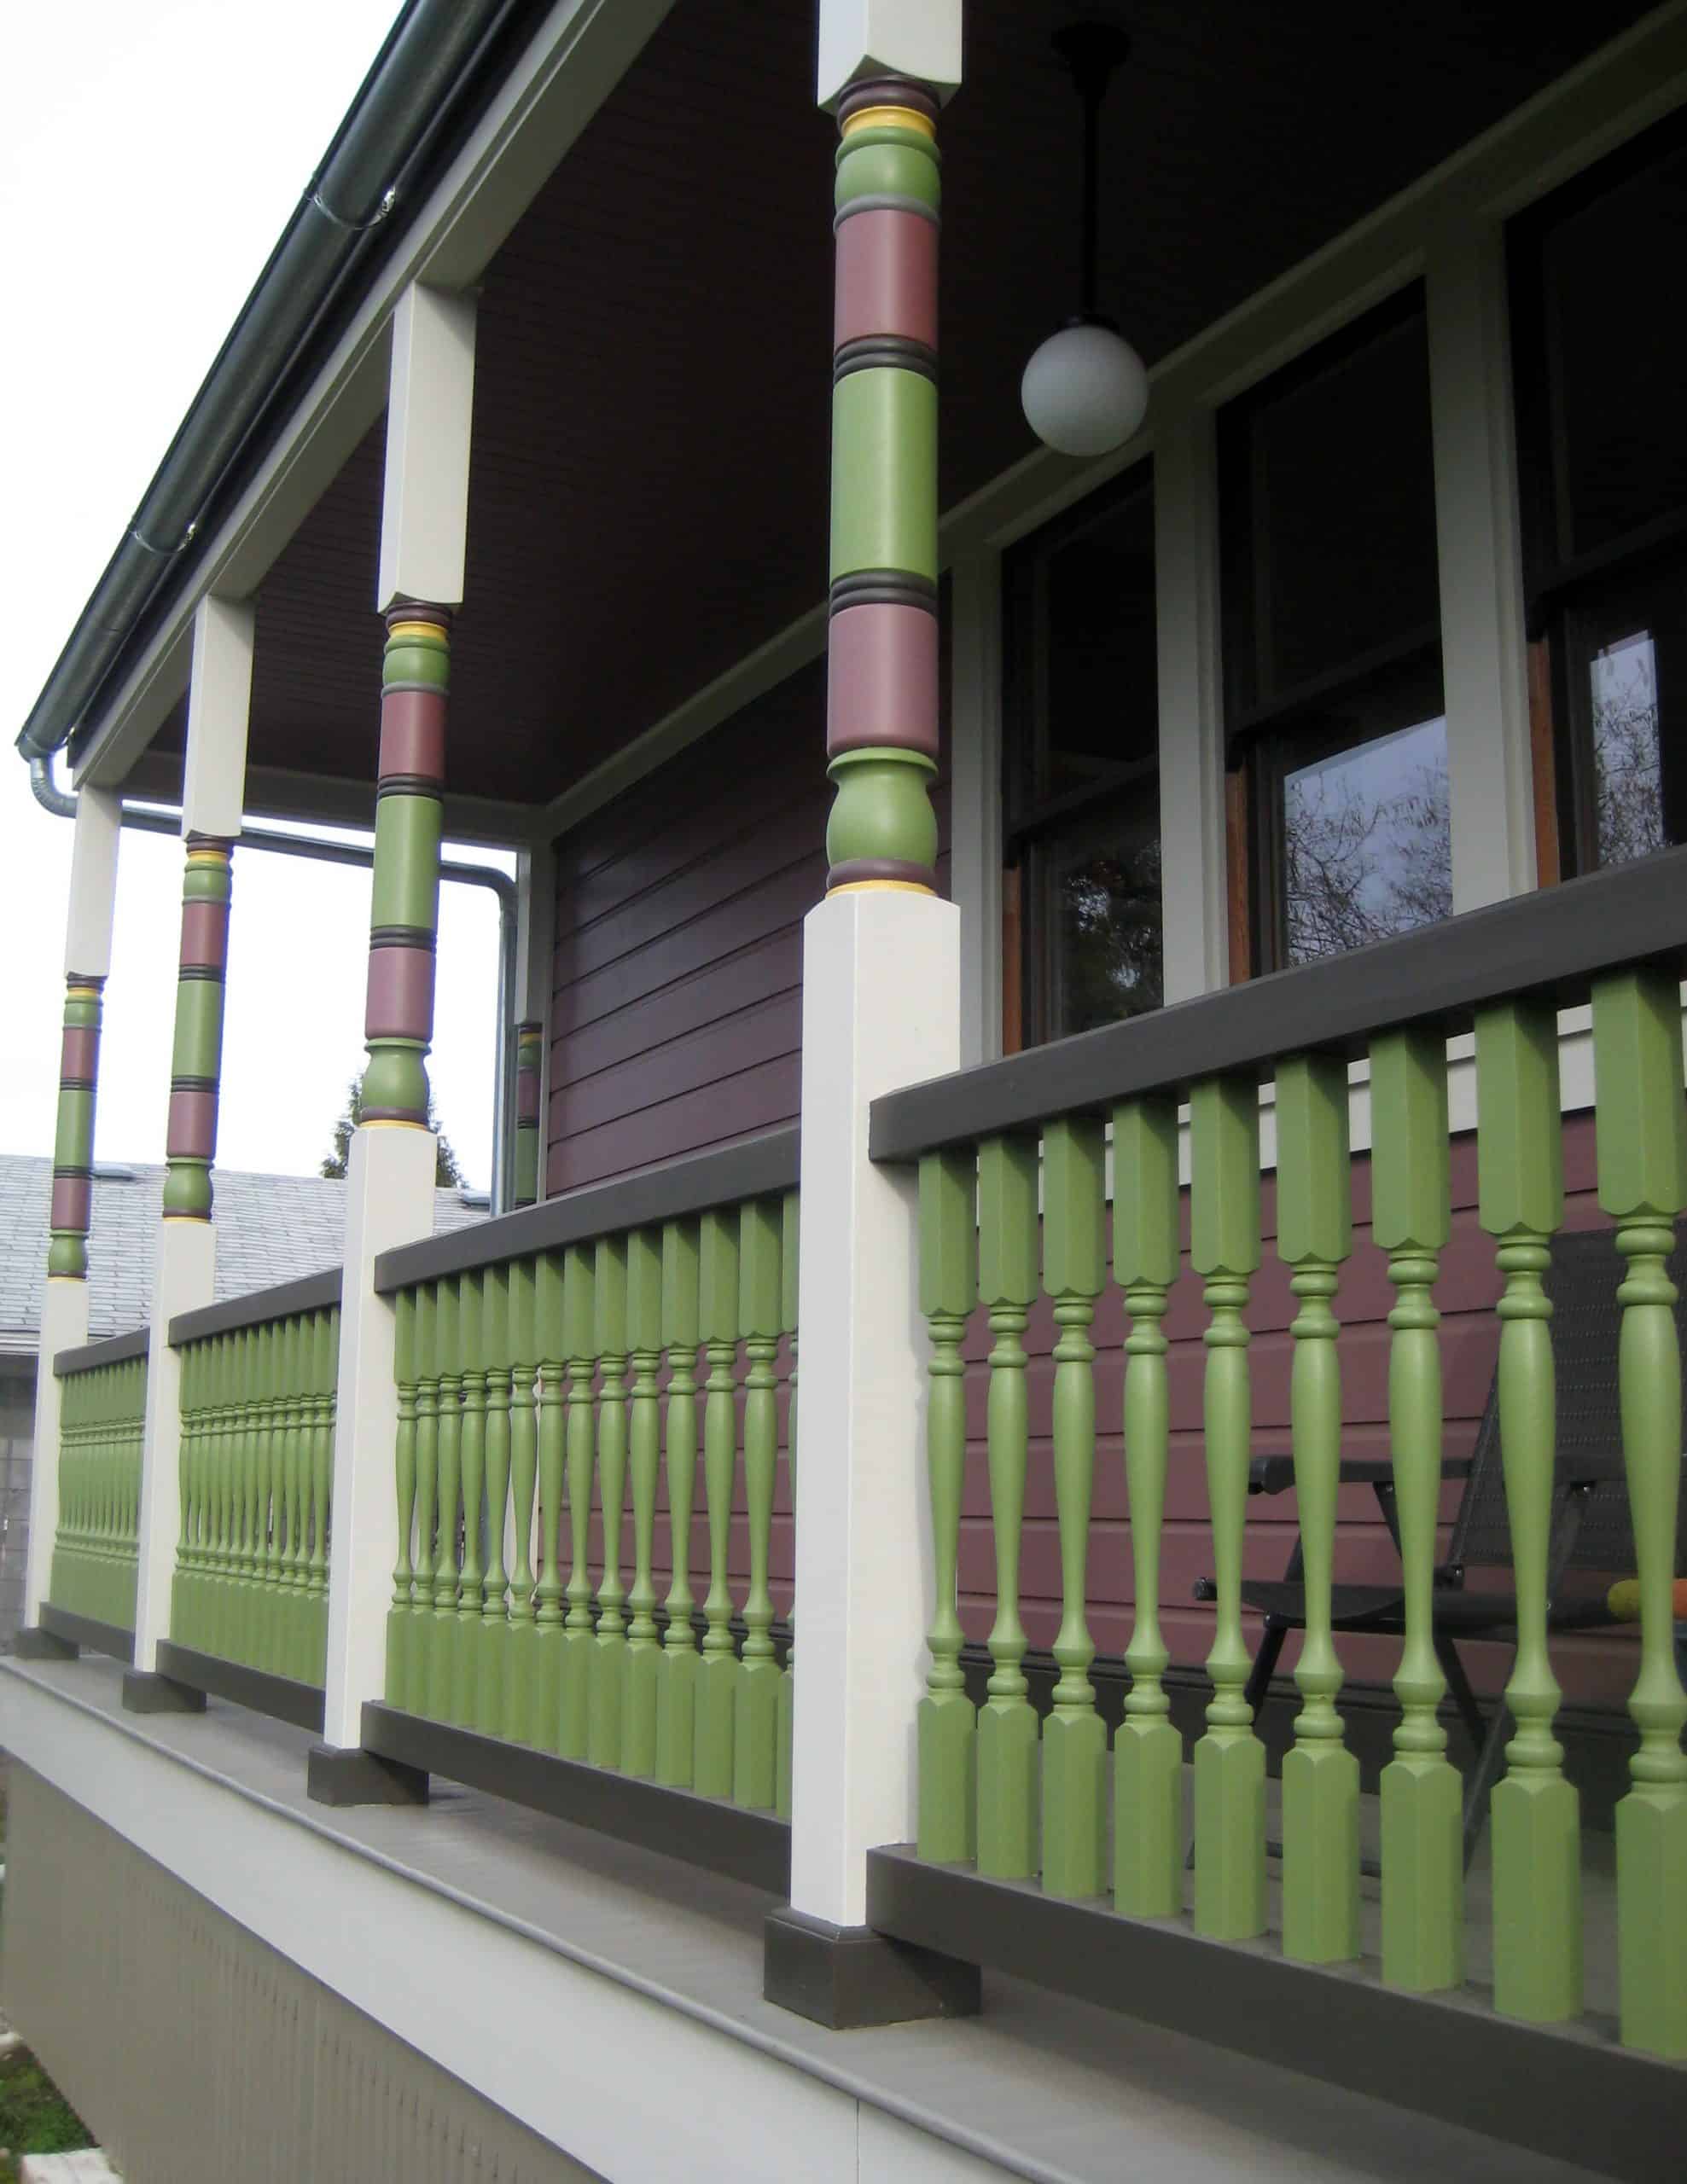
[0,0,509,1194]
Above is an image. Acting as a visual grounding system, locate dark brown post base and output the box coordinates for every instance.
[307,1742,430,1808]
[121,1670,208,1715]
[763,1905,980,2029]
[14,1625,79,1662]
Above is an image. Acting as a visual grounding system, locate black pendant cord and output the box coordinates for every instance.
[1053,20,1131,327]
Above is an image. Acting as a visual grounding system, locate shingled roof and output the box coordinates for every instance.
[0,1154,488,1359]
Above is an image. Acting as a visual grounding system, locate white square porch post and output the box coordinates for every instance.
[17,782,121,1650]
[311,280,478,1798]
[125,596,253,1708]
[765,0,980,2028]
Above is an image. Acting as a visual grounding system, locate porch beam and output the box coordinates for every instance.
[128,596,253,1694]
[23,784,121,1633]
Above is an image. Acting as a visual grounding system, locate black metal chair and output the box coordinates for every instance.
[1194,1223,1687,1867]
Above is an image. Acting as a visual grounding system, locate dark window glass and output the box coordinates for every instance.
[1004,468,1160,1043]
[1511,112,1687,876]
[1221,290,1447,968]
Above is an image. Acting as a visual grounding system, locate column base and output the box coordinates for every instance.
[763,1905,980,2029]
[306,1742,429,1808]
[13,1625,79,1662]
[121,1670,207,1715]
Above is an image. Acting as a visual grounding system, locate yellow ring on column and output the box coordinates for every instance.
[841,103,936,140]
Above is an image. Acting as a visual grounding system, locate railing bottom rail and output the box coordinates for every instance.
[37,1601,136,1664]
[359,1700,790,1895]
[154,1640,325,1734]
[866,1846,1677,2184]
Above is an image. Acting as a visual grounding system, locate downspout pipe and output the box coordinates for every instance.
[15,0,535,770]
[32,752,521,1212]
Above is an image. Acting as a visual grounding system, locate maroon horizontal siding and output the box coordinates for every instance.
[547,653,951,1193]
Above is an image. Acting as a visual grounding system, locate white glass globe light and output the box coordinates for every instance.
[1021,321,1149,457]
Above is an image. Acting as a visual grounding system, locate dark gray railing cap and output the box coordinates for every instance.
[55,1327,151,1376]
[169,1268,342,1348]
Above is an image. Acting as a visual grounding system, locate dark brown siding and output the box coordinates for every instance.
[547,657,950,1192]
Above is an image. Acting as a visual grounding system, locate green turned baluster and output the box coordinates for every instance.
[388,1289,418,1705]
[531,1251,568,1751]
[1041,1116,1108,1901]
[1276,1054,1359,1964]
[559,1243,597,1759]
[1591,967,1687,2059]
[221,1331,247,1660]
[1475,998,1578,2023]
[623,1228,665,1779]
[246,1320,274,1667]
[503,1258,538,1743]
[1113,1097,1184,1919]
[1370,1030,1463,1993]
[478,1263,512,1734]
[409,1283,439,1716]
[180,1345,203,1645]
[776,1186,800,1822]
[205,1337,230,1650]
[428,1276,463,1723]
[694,1206,742,1798]
[589,1234,631,1770]
[243,1324,266,1661]
[916,1151,978,1862]
[656,1218,702,1787]
[309,1305,335,1683]
[1190,1074,1267,1942]
[282,1316,310,1676]
[976,1133,1040,1879]
[173,1340,195,1642]
[452,1271,487,1726]
[736,1197,786,1812]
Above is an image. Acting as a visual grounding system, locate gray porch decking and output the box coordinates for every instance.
[0,1650,1621,2184]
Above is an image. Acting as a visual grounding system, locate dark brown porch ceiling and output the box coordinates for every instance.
[155,0,1652,812]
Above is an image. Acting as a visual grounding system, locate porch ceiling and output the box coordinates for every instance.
[148,0,1651,813]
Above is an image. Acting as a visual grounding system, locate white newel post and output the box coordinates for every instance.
[311,280,477,1794]
[22,782,121,1639]
[128,596,253,1699]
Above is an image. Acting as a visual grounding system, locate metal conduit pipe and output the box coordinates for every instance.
[30,753,520,1214]
[15,0,536,768]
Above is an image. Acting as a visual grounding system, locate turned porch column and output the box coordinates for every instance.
[19,783,122,1648]
[126,596,253,1703]
[314,280,478,1792]
[767,0,974,2030]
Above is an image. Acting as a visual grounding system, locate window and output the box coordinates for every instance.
[1221,289,1450,970]
[1510,112,1687,877]
[1003,467,1160,1043]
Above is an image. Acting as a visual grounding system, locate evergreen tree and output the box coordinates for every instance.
[320,1073,464,1188]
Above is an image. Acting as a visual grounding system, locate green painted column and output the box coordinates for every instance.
[1476,999,1578,2023]
[624,1228,665,1779]
[559,1243,597,1759]
[392,1299,422,1701]
[916,1150,978,1862]
[503,1258,539,1743]
[694,1206,742,1798]
[409,1283,439,1716]
[776,1186,800,1822]
[1591,967,1687,2058]
[1113,1097,1184,1919]
[1276,1055,1359,1964]
[975,1132,1039,1879]
[736,1197,786,1812]
[1190,1075,1266,1942]
[428,1276,463,1723]
[1370,1030,1463,1992]
[452,1272,487,1724]
[1041,1116,1107,1900]
[163,837,235,1222]
[588,1235,631,1770]
[48,975,105,1278]
[531,1251,567,1751]
[656,1218,701,1788]
[478,1263,512,1734]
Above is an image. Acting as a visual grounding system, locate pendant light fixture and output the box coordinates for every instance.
[1021,19,1149,457]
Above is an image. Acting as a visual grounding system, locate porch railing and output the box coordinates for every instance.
[874,845,1687,2070]
[47,1329,148,1642]
[167,1272,340,1695]
[370,1126,800,1839]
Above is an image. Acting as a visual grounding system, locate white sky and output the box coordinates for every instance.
[0,0,509,1194]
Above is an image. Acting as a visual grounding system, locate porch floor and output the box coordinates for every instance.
[0,1653,1621,2184]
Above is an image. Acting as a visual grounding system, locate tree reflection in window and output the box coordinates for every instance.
[1590,635,1667,868]
[1054,832,1163,1034]
[1281,717,1451,965]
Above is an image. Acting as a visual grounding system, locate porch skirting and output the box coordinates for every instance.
[0,1767,598,2184]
